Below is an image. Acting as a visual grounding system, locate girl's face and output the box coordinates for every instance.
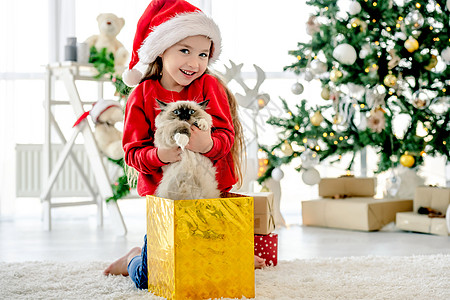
[160,35,211,92]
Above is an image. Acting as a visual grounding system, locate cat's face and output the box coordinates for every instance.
[156,100,209,123]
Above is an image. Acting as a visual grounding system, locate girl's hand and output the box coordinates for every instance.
[157,147,182,163]
[185,125,213,153]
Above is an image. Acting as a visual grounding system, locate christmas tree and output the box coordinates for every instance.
[258,0,450,185]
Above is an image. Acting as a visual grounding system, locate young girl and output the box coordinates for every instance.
[103,0,266,289]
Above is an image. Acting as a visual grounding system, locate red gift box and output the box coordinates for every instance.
[254,233,278,266]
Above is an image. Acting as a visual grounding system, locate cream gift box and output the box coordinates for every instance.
[302,197,413,231]
[242,192,275,235]
[396,212,448,236]
[318,177,376,198]
[396,186,450,236]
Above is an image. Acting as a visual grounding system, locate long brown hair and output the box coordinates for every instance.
[140,60,245,188]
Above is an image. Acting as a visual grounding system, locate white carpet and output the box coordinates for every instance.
[1,254,449,300]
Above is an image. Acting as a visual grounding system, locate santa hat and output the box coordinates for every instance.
[122,0,222,87]
[73,99,122,127]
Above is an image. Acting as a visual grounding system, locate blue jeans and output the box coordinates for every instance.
[127,235,148,289]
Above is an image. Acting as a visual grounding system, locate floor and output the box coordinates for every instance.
[1,197,449,263]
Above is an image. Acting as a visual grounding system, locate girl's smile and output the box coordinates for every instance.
[160,35,211,92]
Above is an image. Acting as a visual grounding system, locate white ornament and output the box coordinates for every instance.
[310,60,327,74]
[441,47,450,63]
[429,96,450,115]
[394,31,407,41]
[385,171,401,198]
[411,90,432,110]
[333,43,357,65]
[405,11,424,29]
[447,0,450,11]
[302,168,321,186]
[291,82,304,95]
[300,148,319,169]
[304,70,315,82]
[271,168,285,181]
[348,1,362,15]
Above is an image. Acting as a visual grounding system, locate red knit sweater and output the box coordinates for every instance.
[123,74,237,196]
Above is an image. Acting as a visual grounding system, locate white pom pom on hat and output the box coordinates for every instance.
[122,69,143,87]
[122,0,222,87]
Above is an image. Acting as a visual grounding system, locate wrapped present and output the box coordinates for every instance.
[396,212,448,236]
[319,176,376,198]
[412,186,450,214]
[302,197,413,231]
[242,192,275,234]
[146,193,255,300]
[396,186,449,236]
[254,233,278,266]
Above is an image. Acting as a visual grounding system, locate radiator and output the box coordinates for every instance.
[15,144,122,197]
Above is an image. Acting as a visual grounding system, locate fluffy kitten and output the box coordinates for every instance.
[154,99,220,200]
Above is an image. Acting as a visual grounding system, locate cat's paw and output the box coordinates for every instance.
[174,133,189,150]
[196,119,209,131]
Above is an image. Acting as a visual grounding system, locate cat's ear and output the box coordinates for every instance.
[198,100,210,110]
[156,99,168,110]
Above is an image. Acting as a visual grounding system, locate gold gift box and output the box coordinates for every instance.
[146,193,255,300]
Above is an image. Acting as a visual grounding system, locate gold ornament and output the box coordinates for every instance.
[383,73,397,87]
[321,86,330,100]
[281,140,294,156]
[404,36,419,53]
[350,17,361,27]
[400,153,415,168]
[330,69,343,82]
[310,111,324,126]
[424,55,438,71]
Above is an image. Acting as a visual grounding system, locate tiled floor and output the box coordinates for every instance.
[1,197,449,263]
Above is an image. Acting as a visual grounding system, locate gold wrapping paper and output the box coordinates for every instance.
[147,193,255,300]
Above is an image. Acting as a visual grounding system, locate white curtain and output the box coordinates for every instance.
[0,0,317,216]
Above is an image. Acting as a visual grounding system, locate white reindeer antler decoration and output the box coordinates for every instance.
[223,60,269,110]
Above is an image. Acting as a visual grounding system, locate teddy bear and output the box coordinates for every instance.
[85,13,129,72]
[93,104,124,160]
[72,99,124,160]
